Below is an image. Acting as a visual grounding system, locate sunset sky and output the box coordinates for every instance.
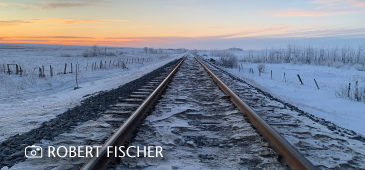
[0,0,364,49]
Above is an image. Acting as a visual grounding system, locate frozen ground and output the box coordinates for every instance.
[0,44,185,142]
[200,53,365,137]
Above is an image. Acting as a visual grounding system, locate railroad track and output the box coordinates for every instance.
[14,53,365,170]
[82,54,315,170]
[197,56,365,170]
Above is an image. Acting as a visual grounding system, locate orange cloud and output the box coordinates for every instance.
[200,27,221,28]
[126,25,155,28]
[0,36,149,46]
[32,18,128,24]
[0,3,8,7]
[92,26,121,28]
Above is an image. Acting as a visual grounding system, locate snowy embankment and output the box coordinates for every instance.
[0,45,185,142]
[214,60,365,136]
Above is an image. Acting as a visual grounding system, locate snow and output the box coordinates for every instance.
[0,45,185,142]
[202,54,365,136]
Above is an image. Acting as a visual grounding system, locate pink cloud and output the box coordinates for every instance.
[268,0,364,17]
[273,9,335,17]
[348,0,365,7]
[221,27,290,38]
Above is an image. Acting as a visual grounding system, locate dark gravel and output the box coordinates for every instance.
[0,58,183,168]
[198,55,365,144]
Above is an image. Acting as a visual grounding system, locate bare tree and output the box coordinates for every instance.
[148,48,154,54]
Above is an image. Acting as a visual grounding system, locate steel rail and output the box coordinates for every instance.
[194,56,316,170]
[81,56,186,170]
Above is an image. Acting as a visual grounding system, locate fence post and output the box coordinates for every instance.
[284,72,286,82]
[355,81,359,101]
[314,79,319,89]
[271,70,272,80]
[16,64,19,74]
[297,74,304,85]
[76,64,78,88]
[64,63,67,74]
[348,83,351,98]
[7,64,10,75]
[50,65,52,76]
[71,63,73,73]
[42,65,45,77]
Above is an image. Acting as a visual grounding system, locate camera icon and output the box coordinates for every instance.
[25,145,43,158]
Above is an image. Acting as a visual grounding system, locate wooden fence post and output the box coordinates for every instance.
[7,64,10,75]
[297,74,304,85]
[284,72,286,82]
[50,65,52,76]
[71,63,73,73]
[348,83,351,98]
[42,65,45,77]
[355,81,359,101]
[271,70,272,80]
[76,64,78,88]
[314,79,319,89]
[64,63,67,74]
[16,64,19,74]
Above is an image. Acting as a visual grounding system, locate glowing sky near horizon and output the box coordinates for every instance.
[0,0,364,49]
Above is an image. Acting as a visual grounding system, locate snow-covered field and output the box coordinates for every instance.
[0,44,185,142]
[200,50,365,136]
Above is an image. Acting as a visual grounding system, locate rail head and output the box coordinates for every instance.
[81,56,187,170]
[194,56,316,170]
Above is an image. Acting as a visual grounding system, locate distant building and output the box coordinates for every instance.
[228,47,243,51]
